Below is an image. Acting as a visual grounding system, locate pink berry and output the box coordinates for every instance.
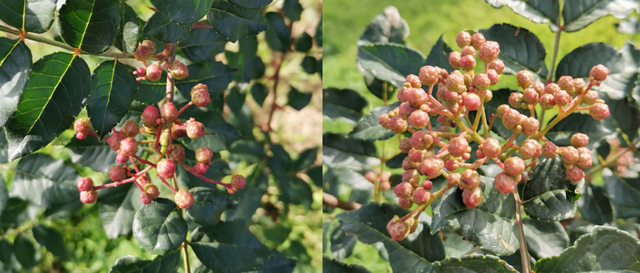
[422,180,433,191]
[460,169,480,190]
[387,219,409,241]
[364,171,377,183]
[489,59,505,74]
[502,109,524,129]
[398,197,412,209]
[408,88,428,108]
[389,116,408,134]
[446,71,464,90]
[160,102,178,121]
[77,177,94,191]
[137,174,151,186]
[461,45,476,57]
[509,92,524,108]
[191,84,210,107]
[157,159,176,179]
[445,159,459,171]
[174,190,194,209]
[565,164,584,182]
[583,91,598,105]
[496,104,511,118]
[193,162,209,174]
[590,64,609,81]
[140,192,152,205]
[75,132,87,139]
[411,131,433,150]
[186,119,205,139]
[378,113,391,128]
[478,41,500,63]
[448,137,469,158]
[447,173,462,188]
[398,102,415,120]
[399,138,413,153]
[408,110,429,129]
[487,69,501,85]
[532,81,545,95]
[589,103,610,120]
[380,181,391,191]
[109,166,127,182]
[544,83,560,95]
[119,137,138,156]
[145,64,162,81]
[144,183,160,199]
[462,187,483,208]
[195,147,214,163]
[482,138,501,158]
[495,172,516,194]
[504,157,525,176]
[116,152,128,164]
[394,182,413,198]
[521,117,539,137]
[542,141,557,158]
[133,40,155,61]
[122,120,139,137]
[472,73,490,91]
[561,146,580,164]
[539,94,556,110]
[419,66,439,86]
[558,76,575,93]
[141,105,160,128]
[408,148,426,163]
[554,90,571,106]
[470,33,486,50]
[80,190,99,204]
[412,187,431,204]
[463,93,481,111]
[571,133,589,148]
[456,31,472,48]
[136,67,146,77]
[402,169,420,186]
[449,52,461,68]
[523,88,539,105]
[406,74,421,88]
[516,70,533,89]
[169,144,186,161]
[459,55,476,71]
[577,147,593,169]
[231,174,246,189]
[574,78,587,93]
[73,117,92,133]
[170,61,189,80]
[519,139,541,159]
[419,157,444,179]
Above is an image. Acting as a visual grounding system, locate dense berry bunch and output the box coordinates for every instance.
[73,43,245,209]
[364,170,392,191]
[379,30,610,241]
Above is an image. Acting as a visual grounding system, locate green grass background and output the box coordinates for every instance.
[322,0,640,270]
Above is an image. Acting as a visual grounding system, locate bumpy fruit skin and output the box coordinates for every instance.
[136,67,146,77]
[461,45,476,57]
[80,190,99,204]
[378,113,391,128]
[462,187,483,208]
[583,91,598,105]
[174,190,194,209]
[456,31,472,48]
[532,81,545,95]
[542,141,557,158]
[463,93,481,111]
[399,138,413,153]
[171,61,189,80]
[482,138,501,158]
[157,159,177,179]
[109,166,127,182]
[460,169,480,190]
[74,117,92,133]
[565,164,584,182]
[422,180,433,191]
[142,105,160,127]
[140,192,152,205]
[160,102,179,121]
[478,41,500,63]
[577,147,593,168]
[589,103,610,120]
[193,162,209,174]
[523,88,539,105]
[447,173,462,188]
[472,73,490,91]
[122,120,139,137]
[412,187,431,204]
[419,66,439,86]
[411,131,433,150]
[496,104,510,118]
[574,78,587,93]
[459,55,476,71]
[449,52,461,68]
[470,33,486,50]
[408,88,428,108]
[398,197,412,209]
[495,172,516,194]
[389,116,408,133]
[169,144,186,161]
[489,59,505,74]
[554,90,571,106]
[516,70,533,89]
[521,117,540,137]
[502,109,524,129]
[402,169,420,186]
[77,177,94,191]
[186,119,205,139]
[571,133,589,148]
[406,74,421,88]
[230,174,247,190]
[504,157,525,176]
[539,94,556,110]
[448,137,469,157]
[144,183,160,199]
[590,64,609,81]
[509,92,524,108]
[119,137,138,156]
[191,84,210,107]
[133,40,156,61]
[116,152,128,164]
[420,157,444,179]
[387,218,409,241]
[408,110,429,129]
[487,69,500,85]
[145,64,162,81]
[519,139,541,159]
[107,131,126,151]
[557,76,575,93]
[137,174,151,186]
[561,146,579,164]
[195,147,214,163]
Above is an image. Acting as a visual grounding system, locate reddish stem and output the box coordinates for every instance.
[158,176,178,193]
[177,160,230,188]
[177,102,193,117]
[132,154,157,167]
[94,176,136,190]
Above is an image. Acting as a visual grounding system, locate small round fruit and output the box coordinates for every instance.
[157,159,177,179]
[494,172,516,194]
[191,84,210,107]
[186,119,205,139]
[412,187,431,204]
[462,187,483,208]
[122,120,139,137]
[460,169,480,190]
[77,177,94,191]
[145,64,162,81]
[119,137,138,156]
[174,190,194,209]
[160,102,178,121]
[80,190,99,204]
[195,147,214,163]
[504,157,525,176]
[571,133,589,148]
[141,105,160,127]
[109,166,127,182]
[231,174,246,189]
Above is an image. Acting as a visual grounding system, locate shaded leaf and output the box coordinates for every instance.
[66,137,117,173]
[287,86,311,110]
[322,133,379,170]
[142,11,191,43]
[109,249,180,273]
[98,182,139,239]
[347,102,399,141]
[283,0,302,21]
[226,165,268,221]
[322,256,371,273]
[179,28,227,63]
[545,112,614,148]
[12,233,35,269]
[0,0,57,33]
[32,224,68,260]
[423,34,454,72]
[150,0,213,24]
[330,222,356,260]
[113,2,141,54]
[322,87,367,124]
[0,176,6,218]
[301,56,318,74]
[186,187,229,226]
[356,43,425,88]
[228,140,264,164]
[292,147,318,171]
[562,0,637,32]
[358,6,408,45]
[176,61,235,100]
[88,60,137,137]
[603,168,640,219]
[59,0,119,54]
[578,183,613,224]
[485,0,560,31]
[523,218,569,259]
[0,38,31,127]
[132,198,187,255]
[250,82,268,106]
[207,0,268,42]
[265,12,290,52]
[294,32,313,52]
[228,0,272,8]
[421,254,517,272]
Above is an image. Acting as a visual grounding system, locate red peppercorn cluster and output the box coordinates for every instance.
[132,40,190,82]
[364,170,392,191]
[381,30,611,242]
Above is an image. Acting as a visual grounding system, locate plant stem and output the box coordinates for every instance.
[182,241,191,273]
[265,21,294,132]
[166,43,177,103]
[322,193,362,210]
[585,140,639,177]
[0,24,135,58]
[548,20,562,82]
[513,189,531,273]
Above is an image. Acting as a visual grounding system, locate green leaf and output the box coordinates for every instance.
[268,146,294,204]
[287,86,311,110]
[544,112,614,148]
[0,198,29,229]
[0,0,57,33]
[347,102,399,141]
[290,176,313,209]
[228,0,272,8]
[176,61,236,100]
[578,183,613,224]
[322,133,379,170]
[442,232,474,258]
[283,0,302,21]
[484,0,560,31]
[294,32,313,52]
[150,0,213,24]
[603,168,640,218]
[322,87,368,124]
[424,34,454,72]
[0,38,31,127]
[301,55,318,74]
[562,0,638,32]
[250,82,268,106]
[0,238,12,264]
[329,222,356,260]
[179,28,227,63]
[10,153,80,207]
[4,52,90,161]
[186,187,229,226]
[136,73,168,105]
[32,224,68,260]
[109,249,180,273]
[142,11,191,43]
[431,177,519,256]
[336,203,445,272]
[522,155,583,221]
[190,220,278,273]
[265,12,291,52]
[0,176,6,218]
[292,147,318,171]
[523,218,569,259]
[479,23,548,82]
[66,137,117,173]
[228,139,264,164]
[226,165,268,221]
[88,60,137,137]
[534,226,640,272]
[226,85,246,114]
[322,256,371,273]
[98,182,140,239]
[0,128,8,164]
[12,233,36,269]
[132,198,187,255]
[113,2,141,54]
[225,36,265,83]
[358,6,409,45]
[59,0,119,54]
[322,167,373,204]
[207,0,268,42]
[357,43,425,88]
[421,254,517,272]
[604,95,640,142]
